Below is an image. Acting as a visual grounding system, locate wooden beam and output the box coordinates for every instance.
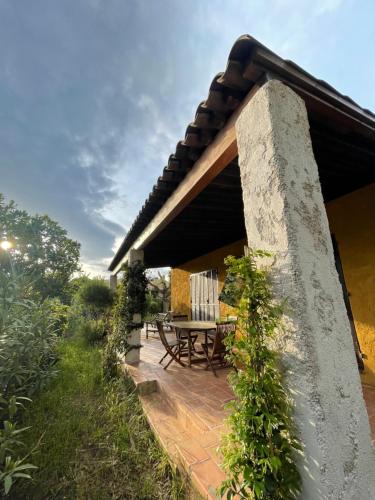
[112,83,261,274]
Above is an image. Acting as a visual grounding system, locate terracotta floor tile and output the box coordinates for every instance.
[175,439,210,468]
[123,332,375,499]
[206,444,223,467]
[191,458,226,499]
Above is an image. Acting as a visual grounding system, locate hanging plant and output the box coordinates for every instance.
[219,250,301,499]
[103,262,147,379]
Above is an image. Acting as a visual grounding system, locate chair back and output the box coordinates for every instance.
[213,321,236,354]
[156,320,169,349]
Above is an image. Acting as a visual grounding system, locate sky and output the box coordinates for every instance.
[0,0,374,276]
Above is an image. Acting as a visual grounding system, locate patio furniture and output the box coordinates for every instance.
[201,321,236,376]
[170,313,188,321]
[168,320,217,367]
[156,321,187,369]
[145,312,169,339]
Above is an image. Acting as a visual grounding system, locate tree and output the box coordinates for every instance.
[0,194,80,301]
[77,278,113,318]
[146,271,170,314]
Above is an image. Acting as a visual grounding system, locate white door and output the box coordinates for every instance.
[190,269,219,321]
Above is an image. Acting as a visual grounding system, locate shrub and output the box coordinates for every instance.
[0,274,58,398]
[77,279,113,318]
[78,319,107,346]
[0,271,59,495]
[44,298,69,336]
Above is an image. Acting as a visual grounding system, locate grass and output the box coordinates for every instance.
[9,337,186,499]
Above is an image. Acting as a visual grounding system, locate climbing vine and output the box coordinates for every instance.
[103,261,147,379]
[219,250,301,499]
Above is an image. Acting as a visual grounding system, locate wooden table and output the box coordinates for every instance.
[168,321,217,367]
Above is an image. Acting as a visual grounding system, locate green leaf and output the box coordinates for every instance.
[4,475,12,494]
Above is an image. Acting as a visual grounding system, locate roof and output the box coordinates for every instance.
[109,34,375,272]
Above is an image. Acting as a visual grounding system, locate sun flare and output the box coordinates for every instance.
[0,240,12,251]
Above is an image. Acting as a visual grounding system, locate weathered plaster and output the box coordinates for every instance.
[109,274,117,291]
[126,248,144,365]
[236,79,375,499]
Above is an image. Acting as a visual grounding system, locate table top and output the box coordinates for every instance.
[169,321,217,330]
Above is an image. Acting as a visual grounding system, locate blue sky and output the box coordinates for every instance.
[0,0,374,275]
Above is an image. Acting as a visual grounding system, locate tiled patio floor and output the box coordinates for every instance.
[122,332,375,499]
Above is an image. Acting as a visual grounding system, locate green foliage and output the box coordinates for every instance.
[219,251,302,500]
[104,262,147,379]
[77,278,113,316]
[145,271,170,318]
[0,273,58,399]
[77,319,107,346]
[0,194,80,301]
[9,339,185,499]
[44,298,69,336]
[0,271,59,495]
[145,290,164,317]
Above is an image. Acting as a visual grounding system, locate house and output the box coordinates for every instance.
[109,35,375,498]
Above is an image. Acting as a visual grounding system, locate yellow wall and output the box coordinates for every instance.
[170,239,247,320]
[171,184,375,385]
[326,183,375,386]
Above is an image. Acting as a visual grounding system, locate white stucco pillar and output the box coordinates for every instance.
[125,248,144,364]
[236,80,375,499]
[109,274,117,291]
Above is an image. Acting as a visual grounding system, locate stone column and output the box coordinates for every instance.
[236,80,375,499]
[125,249,144,365]
[109,274,117,291]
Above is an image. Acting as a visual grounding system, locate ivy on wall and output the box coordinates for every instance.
[103,261,147,379]
[219,251,301,499]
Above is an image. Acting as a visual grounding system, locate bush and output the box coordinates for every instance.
[0,271,59,495]
[0,275,58,398]
[78,319,107,346]
[45,298,69,336]
[77,279,113,317]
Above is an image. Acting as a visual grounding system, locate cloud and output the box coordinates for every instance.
[0,0,373,276]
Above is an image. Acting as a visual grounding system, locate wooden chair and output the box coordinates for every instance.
[201,322,236,376]
[145,312,169,339]
[156,321,187,369]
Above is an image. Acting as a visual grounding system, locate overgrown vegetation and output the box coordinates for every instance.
[8,339,185,499]
[145,270,170,318]
[219,251,302,499]
[75,278,113,346]
[0,272,60,495]
[103,262,147,379]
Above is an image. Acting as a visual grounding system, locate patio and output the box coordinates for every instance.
[123,330,233,499]
[122,330,375,499]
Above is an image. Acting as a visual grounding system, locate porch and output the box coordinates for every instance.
[111,36,375,496]
[123,331,375,499]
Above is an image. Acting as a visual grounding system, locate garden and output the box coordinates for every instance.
[0,193,302,499]
[0,195,184,499]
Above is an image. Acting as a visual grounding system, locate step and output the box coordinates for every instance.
[140,390,227,499]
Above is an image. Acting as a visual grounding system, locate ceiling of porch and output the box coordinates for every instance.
[143,159,245,267]
[143,114,374,268]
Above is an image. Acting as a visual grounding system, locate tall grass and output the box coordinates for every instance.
[9,338,186,499]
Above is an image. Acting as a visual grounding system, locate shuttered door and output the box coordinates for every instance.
[190,269,219,321]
